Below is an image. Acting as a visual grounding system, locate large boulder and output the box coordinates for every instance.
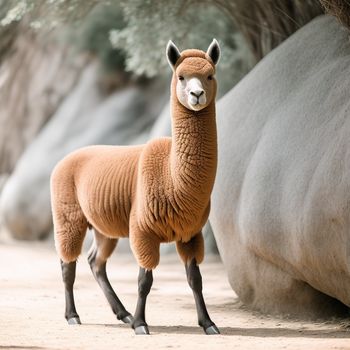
[0,62,167,240]
[210,15,350,318]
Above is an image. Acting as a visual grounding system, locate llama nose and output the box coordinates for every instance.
[190,90,204,98]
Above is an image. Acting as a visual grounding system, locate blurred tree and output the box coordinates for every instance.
[67,3,136,94]
[109,1,253,95]
[110,0,323,79]
[0,0,99,28]
[69,3,127,73]
[319,0,350,28]
[212,0,323,59]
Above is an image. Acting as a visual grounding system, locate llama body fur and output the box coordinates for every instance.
[51,49,217,270]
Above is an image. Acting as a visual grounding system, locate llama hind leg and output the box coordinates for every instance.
[61,260,81,324]
[88,229,133,324]
[176,232,220,335]
[53,202,88,324]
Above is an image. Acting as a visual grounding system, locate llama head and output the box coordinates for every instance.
[166,39,220,111]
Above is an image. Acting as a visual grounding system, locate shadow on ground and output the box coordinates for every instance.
[82,323,350,338]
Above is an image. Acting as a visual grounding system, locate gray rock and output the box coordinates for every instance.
[0,174,8,195]
[149,102,171,139]
[210,15,350,318]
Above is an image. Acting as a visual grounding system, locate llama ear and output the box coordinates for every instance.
[207,39,220,65]
[166,40,181,69]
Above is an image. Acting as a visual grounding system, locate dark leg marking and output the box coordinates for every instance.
[132,267,153,335]
[61,260,81,325]
[88,248,133,324]
[185,258,220,334]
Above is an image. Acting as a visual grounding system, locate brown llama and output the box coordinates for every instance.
[50,39,221,335]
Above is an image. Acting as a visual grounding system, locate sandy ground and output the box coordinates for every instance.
[1,241,350,350]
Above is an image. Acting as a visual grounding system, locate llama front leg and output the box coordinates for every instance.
[186,259,220,334]
[176,233,220,335]
[61,260,81,325]
[129,227,160,335]
[133,267,153,334]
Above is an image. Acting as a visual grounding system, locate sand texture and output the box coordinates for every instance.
[1,242,350,350]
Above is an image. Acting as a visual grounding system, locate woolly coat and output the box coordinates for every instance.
[51,49,217,270]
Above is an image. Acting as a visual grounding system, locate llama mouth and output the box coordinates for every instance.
[189,96,206,110]
[190,102,205,111]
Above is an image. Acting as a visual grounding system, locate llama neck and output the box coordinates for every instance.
[170,85,217,210]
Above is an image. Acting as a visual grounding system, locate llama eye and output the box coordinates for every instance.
[178,76,184,81]
[208,75,213,80]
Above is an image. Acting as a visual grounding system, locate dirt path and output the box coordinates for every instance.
[1,241,350,350]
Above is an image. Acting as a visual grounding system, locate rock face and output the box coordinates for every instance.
[0,62,167,240]
[0,27,85,174]
[210,15,350,318]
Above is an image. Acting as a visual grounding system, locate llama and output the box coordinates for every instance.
[51,39,221,335]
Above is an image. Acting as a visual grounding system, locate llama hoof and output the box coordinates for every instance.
[122,315,134,324]
[67,317,81,325]
[134,325,150,335]
[205,324,220,335]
